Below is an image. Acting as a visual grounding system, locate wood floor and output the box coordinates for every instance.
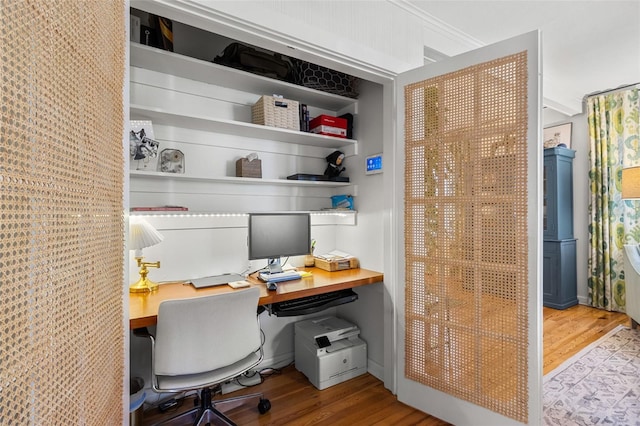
[141,304,629,426]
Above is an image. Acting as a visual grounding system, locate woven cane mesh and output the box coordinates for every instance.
[1,1,125,424]
[404,52,528,422]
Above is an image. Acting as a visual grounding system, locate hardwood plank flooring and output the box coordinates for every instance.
[141,304,629,425]
[542,305,629,374]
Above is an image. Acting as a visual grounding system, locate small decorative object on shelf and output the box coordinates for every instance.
[324,150,346,178]
[331,195,354,210]
[286,150,350,183]
[159,149,184,173]
[236,152,262,178]
[304,239,316,267]
[252,95,300,131]
[130,120,160,171]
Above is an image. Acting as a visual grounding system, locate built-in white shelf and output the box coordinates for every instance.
[130,170,353,188]
[130,210,358,228]
[130,105,357,151]
[130,42,357,112]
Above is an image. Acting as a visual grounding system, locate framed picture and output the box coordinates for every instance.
[130,120,160,171]
[543,122,572,149]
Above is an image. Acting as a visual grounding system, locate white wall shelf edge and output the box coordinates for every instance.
[130,170,354,188]
[130,104,357,151]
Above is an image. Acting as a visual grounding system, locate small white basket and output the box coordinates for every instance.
[251,95,300,131]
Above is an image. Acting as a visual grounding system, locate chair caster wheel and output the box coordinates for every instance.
[258,398,271,414]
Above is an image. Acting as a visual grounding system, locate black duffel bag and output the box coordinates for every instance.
[213,42,294,82]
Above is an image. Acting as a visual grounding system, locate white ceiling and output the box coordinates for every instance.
[400,0,640,116]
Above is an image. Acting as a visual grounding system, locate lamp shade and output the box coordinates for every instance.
[622,166,640,200]
[129,217,164,251]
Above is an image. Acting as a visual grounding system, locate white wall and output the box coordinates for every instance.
[543,108,589,304]
[333,79,386,378]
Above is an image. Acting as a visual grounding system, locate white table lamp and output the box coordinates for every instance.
[129,217,164,293]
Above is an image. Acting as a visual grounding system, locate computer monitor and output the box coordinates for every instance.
[248,212,311,274]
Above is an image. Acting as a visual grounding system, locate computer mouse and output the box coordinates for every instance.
[267,282,277,291]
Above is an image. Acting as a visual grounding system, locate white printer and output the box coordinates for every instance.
[294,316,367,390]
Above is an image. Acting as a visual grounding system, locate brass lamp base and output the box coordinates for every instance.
[129,276,160,293]
[130,258,161,293]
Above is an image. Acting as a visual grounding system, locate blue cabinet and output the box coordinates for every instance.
[543,148,575,240]
[543,147,577,309]
[543,240,578,309]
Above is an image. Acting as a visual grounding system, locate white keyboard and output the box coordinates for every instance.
[258,270,301,283]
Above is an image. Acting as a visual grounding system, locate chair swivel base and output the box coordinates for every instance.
[155,387,271,426]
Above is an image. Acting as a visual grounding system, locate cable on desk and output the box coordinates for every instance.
[247,256,292,277]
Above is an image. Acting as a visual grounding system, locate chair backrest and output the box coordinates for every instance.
[154,287,261,376]
[624,245,640,324]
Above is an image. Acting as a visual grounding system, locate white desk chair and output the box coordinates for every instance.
[136,287,271,425]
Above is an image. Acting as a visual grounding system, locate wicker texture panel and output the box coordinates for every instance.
[404,52,529,422]
[252,95,300,131]
[1,1,125,424]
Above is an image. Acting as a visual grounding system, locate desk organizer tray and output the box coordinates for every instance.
[314,257,359,272]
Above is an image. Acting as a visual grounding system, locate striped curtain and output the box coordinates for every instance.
[587,88,640,311]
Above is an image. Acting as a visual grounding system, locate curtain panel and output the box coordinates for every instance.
[587,88,640,311]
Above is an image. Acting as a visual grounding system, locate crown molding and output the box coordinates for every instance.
[390,0,585,116]
[388,0,484,52]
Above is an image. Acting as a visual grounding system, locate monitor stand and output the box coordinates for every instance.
[266,258,283,274]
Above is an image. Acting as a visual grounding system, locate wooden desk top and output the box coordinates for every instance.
[129,267,383,329]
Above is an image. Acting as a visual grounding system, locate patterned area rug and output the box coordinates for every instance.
[543,325,640,425]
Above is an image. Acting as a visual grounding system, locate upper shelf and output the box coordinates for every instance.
[130,170,354,188]
[130,42,357,112]
[130,105,357,150]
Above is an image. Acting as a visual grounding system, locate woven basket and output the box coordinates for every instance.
[252,95,300,131]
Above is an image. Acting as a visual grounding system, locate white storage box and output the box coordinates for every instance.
[251,95,300,131]
[294,316,367,390]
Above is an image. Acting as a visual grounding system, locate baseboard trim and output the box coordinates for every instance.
[367,358,384,382]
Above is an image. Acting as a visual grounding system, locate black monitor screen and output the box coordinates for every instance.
[248,213,311,265]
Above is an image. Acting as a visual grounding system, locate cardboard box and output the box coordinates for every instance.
[310,115,347,138]
[314,256,359,272]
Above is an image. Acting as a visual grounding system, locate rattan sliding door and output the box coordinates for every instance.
[1,1,126,423]
[396,32,541,425]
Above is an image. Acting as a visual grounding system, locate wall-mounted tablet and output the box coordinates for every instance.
[365,153,383,175]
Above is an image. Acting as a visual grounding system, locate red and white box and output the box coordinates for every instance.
[310,115,347,138]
